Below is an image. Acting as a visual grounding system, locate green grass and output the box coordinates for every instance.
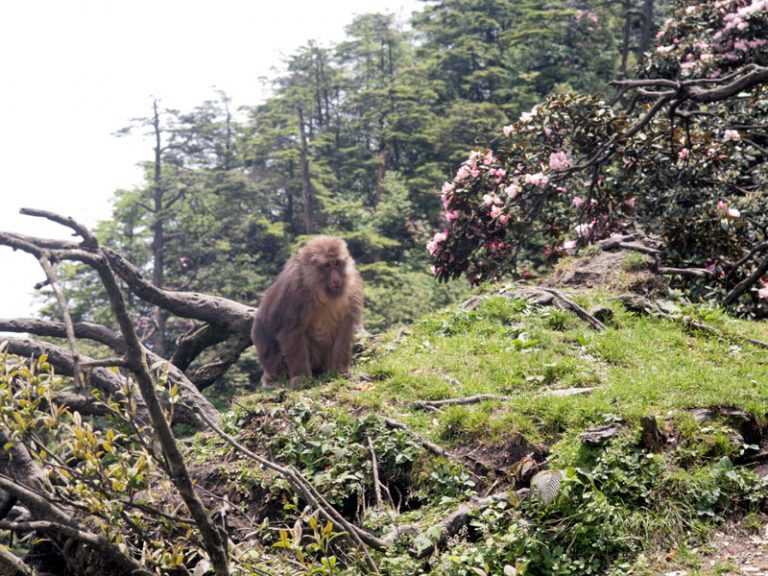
[343,294,768,449]
[222,289,768,575]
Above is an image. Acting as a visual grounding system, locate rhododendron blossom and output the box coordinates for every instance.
[678,147,690,161]
[524,172,549,188]
[455,165,471,182]
[445,210,460,222]
[503,124,514,137]
[562,240,577,251]
[548,151,571,171]
[505,183,521,198]
[571,196,585,208]
[723,129,741,142]
[427,232,447,255]
[483,193,501,206]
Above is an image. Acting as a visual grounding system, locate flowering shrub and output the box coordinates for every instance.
[428,0,768,313]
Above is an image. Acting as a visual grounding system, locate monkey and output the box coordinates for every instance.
[251,236,364,388]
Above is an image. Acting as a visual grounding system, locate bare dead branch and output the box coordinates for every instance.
[382,417,498,477]
[727,241,768,281]
[103,248,255,333]
[367,436,383,510]
[538,288,607,331]
[192,405,383,571]
[89,252,230,576]
[185,334,252,390]
[658,267,713,278]
[0,322,219,428]
[724,253,768,305]
[0,546,35,576]
[170,323,230,371]
[689,65,768,103]
[80,358,129,369]
[19,208,98,247]
[0,519,148,575]
[0,318,124,350]
[37,254,83,388]
[411,394,513,410]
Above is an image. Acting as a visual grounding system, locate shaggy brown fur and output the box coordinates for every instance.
[251,236,364,387]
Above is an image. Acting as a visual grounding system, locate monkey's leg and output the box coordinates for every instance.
[329,318,356,375]
[254,337,285,387]
[278,330,312,388]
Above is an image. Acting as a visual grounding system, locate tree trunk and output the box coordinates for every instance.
[638,0,655,62]
[297,105,316,234]
[151,100,167,356]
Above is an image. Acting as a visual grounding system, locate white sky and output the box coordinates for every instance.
[0,0,420,319]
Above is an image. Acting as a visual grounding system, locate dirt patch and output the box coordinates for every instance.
[456,433,547,480]
[546,248,666,295]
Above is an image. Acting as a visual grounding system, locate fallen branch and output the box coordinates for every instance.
[657,267,713,278]
[411,394,512,410]
[382,417,500,477]
[0,520,148,575]
[411,389,597,411]
[409,492,517,559]
[539,288,607,331]
[192,405,383,572]
[367,436,384,510]
[37,254,83,389]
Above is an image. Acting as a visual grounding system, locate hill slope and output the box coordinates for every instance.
[195,282,768,575]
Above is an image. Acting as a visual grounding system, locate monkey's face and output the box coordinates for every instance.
[317,257,347,297]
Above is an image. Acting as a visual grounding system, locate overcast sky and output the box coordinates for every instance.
[0,0,421,318]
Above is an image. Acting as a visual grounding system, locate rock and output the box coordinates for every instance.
[581,423,623,446]
[530,470,563,505]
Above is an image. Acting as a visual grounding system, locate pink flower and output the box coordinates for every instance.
[727,207,741,219]
[562,240,577,251]
[503,124,514,137]
[490,168,507,182]
[758,286,768,300]
[723,129,741,142]
[678,147,690,161]
[490,205,504,219]
[484,150,497,165]
[445,210,460,222]
[426,232,447,255]
[441,182,455,195]
[734,39,749,51]
[524,172,549,188]
[717,200,728,215]
[483,193,500,206]
[470,166,481,178]
[657,45,675,54]
[548,151,571,172]
[505,183,521,198]
[497,213,510,225]
[430,265,438,276]
[624,196,637,209]
[571,196,585,208]
[454,165,471,182]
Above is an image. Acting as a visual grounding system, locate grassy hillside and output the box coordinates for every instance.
[195,287,768,575]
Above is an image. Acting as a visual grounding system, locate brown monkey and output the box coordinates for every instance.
[251,236,363,387]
